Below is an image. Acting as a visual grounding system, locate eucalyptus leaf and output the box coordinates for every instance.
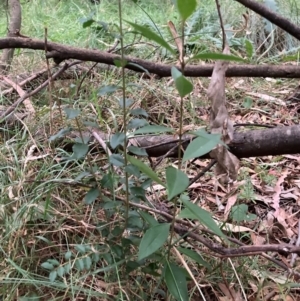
[132,125,174,135]
[127,62,150,75]
[177,247,211,270]
[183,136,220,161]
[110,132,126,149]
[48,127,72,141]
[57,266,65,277]
[49,270,57,283]
[164,261,189,301]
[176,0,197,21]
[127,118,149,130]
[166,167,189,200]
[130,108,148,117]
[171,67,193,98]
[97,85,121,96]
[180,198,227,240]
[127,155,164,186]
[138,223,170,260]
[189,52,244,62]
[64,108,80,119]
[73,143,89,159]
[41,262,54,270]
[84,187,100,205]
[127,145,148,156]
[109,154,125,167]
[119,97,134,108]
[126,21,175,54]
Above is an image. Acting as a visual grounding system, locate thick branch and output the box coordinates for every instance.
[235,0,300,41]
[1,37,300,78]
[62,125,300,159]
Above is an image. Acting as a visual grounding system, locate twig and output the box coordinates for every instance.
[0,63,69,120]
[189,159,217,186]
[2,76,35,115]
[291,220,300,267]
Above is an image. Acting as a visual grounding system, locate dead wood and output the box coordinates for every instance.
[235,0,300,41]
[56,124,300,159]
[1,37,300,78]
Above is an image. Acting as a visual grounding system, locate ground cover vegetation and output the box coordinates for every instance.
[1,0,300,300]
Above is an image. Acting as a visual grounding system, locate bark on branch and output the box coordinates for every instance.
[63,125,300,159]
[235,0,300,41]
[1,37,300,78]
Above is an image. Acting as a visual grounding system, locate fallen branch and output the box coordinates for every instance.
[1,37,300,78]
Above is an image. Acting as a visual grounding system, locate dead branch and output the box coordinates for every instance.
[1,37,300,78]
[51,124,300,160]
[235,0,300,41]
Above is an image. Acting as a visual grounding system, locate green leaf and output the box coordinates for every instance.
[126,21,175,54]
[125,164,141,177]
[245,39,254,59]
[64,263,71,274]
[64,108,80,119]
[189,52,244,62]
[47,259,60,266]
[138,223,170,260]
[127,62,150,75]
[127,118,149,130]
[19,293,40,301]
[75,244,86,253]
[48,127,72,141]
[97,85,121,96]
[41,262,54,270]
[127,145,148,156]
[177,247,211,270]
[132,125,174,136]
[171,67,193,98]
[75,135,90,144]
[130,108,148,117]
[73,143,89,159]
[127,155,165,186]
[166,167,189,200]
[138,210,159,227]
[164,261,189,301]
[110,132,126,149]
[84,187,100,204]
[79,16,95,28]
[109,154,125,167]
[231,204,257,222]
[83,256,92,270]
[114,59,127,67]
[75,259,85,271]
[49,270,57,283]
[119,97,134,108]
[57,266,65,277]
[180,198,227,240]
[64,251,72,260]
[176,0,197,21]
[183,135,221,161]
[242,97,253,109]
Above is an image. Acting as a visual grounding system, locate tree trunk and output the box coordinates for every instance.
[0,0,22,74]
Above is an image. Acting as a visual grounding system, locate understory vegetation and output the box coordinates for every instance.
[1,0,300,300]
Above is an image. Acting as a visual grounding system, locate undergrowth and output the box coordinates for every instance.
[1,0,300,300]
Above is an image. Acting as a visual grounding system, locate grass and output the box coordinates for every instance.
[1,0,300,300]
